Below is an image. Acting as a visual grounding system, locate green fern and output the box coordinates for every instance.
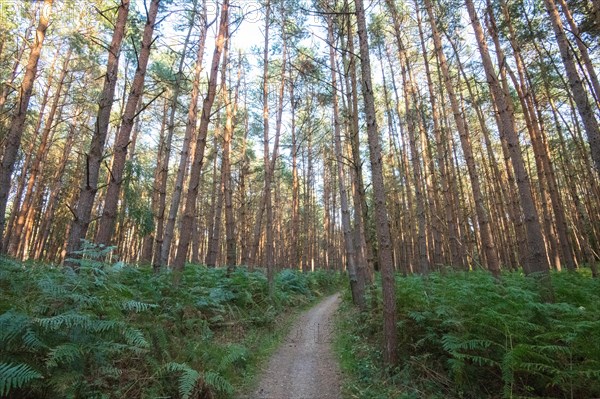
[36,312,94,331]
[89,319,120,333]
[123,327,150,349]
[203,370,234,394]
[45,343,82,368]
[441,335,494,352]
[37,277,68,297]
[0,311,28,347]
[22,328,46,351]
[218,344,248,371]
[162,362,201,399]
[162,362,235,397]
[0,362,43,396]
[337,270,600,398]
[120,300,158,313]
[1,259,342,398]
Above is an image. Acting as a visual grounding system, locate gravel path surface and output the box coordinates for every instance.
[246,293,343,399]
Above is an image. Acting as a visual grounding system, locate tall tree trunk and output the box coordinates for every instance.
[249,4,270,268]
[465,0,550,280]
[142,98,168,264]
[379,48,410,274]
[354,0,398,365]
[221,29,236,271]
[171,0,229,271]
[235,58,250,265]
[0,16,36,143]
[494,0,576,270]
[206,141,224,267]
[386,46,416,272]
[327,14,366,308]
[307,126,315,272]
[450,42,521,269]
[323,147,332,270]
[148,98,170,273]
[65,0,130,264]
[290,76,300,270]
[249,0,272,272]
[424,0,500,276]
[18,66,73,260]
[415,3,463,269]
[96,0,160,246]
[264,12,287,280]
[543,0,600,175]
[204,133,220,265]
[33,114,80,260]
[2,48,60,252]
[400,54,429,273]
[343,11,373,282]
[141,2,198,265]
[250,0,286,290]
[159,3,208,268]
[0,0,53,254]
[486,5,560,270]
[555,0,600,105]
[385,0,429,274]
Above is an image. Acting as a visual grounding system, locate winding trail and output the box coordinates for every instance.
[247,293,343,399]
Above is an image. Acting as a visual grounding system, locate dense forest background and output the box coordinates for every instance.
[1,0,600,397]
[0,0,598,278]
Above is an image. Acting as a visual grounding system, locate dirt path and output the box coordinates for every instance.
[246,293,343,399]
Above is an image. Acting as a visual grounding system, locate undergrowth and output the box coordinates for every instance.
[335,270,600,399]
[0,245,343,398]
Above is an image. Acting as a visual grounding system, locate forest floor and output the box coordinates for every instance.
[243,293,343,399]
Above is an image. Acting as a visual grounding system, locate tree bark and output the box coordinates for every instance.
[543,0,600,176]
[415,4,463,269]
[290,75,300,270]
[249,0,286,291]
[238,114,250,265]
[354,0,398,365]
[326,14,365,309]
[95,0,160,246]
[492,0,576,270]
[555,0,600,106]
[33,116,80,260]
[65,0,130,265]
[424,0,500,276]
[171,0,229,271]
[343,12,374,282]
[465,0,550,280]
[205,136,224,267]
[0,15,36,144]
[0,0,53,254]
[221,28,236,271]
[12,52,72,259]
[2,47,60,252]
[159,3,208,268]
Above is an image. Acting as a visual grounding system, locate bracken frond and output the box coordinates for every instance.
[0,362,43,396]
